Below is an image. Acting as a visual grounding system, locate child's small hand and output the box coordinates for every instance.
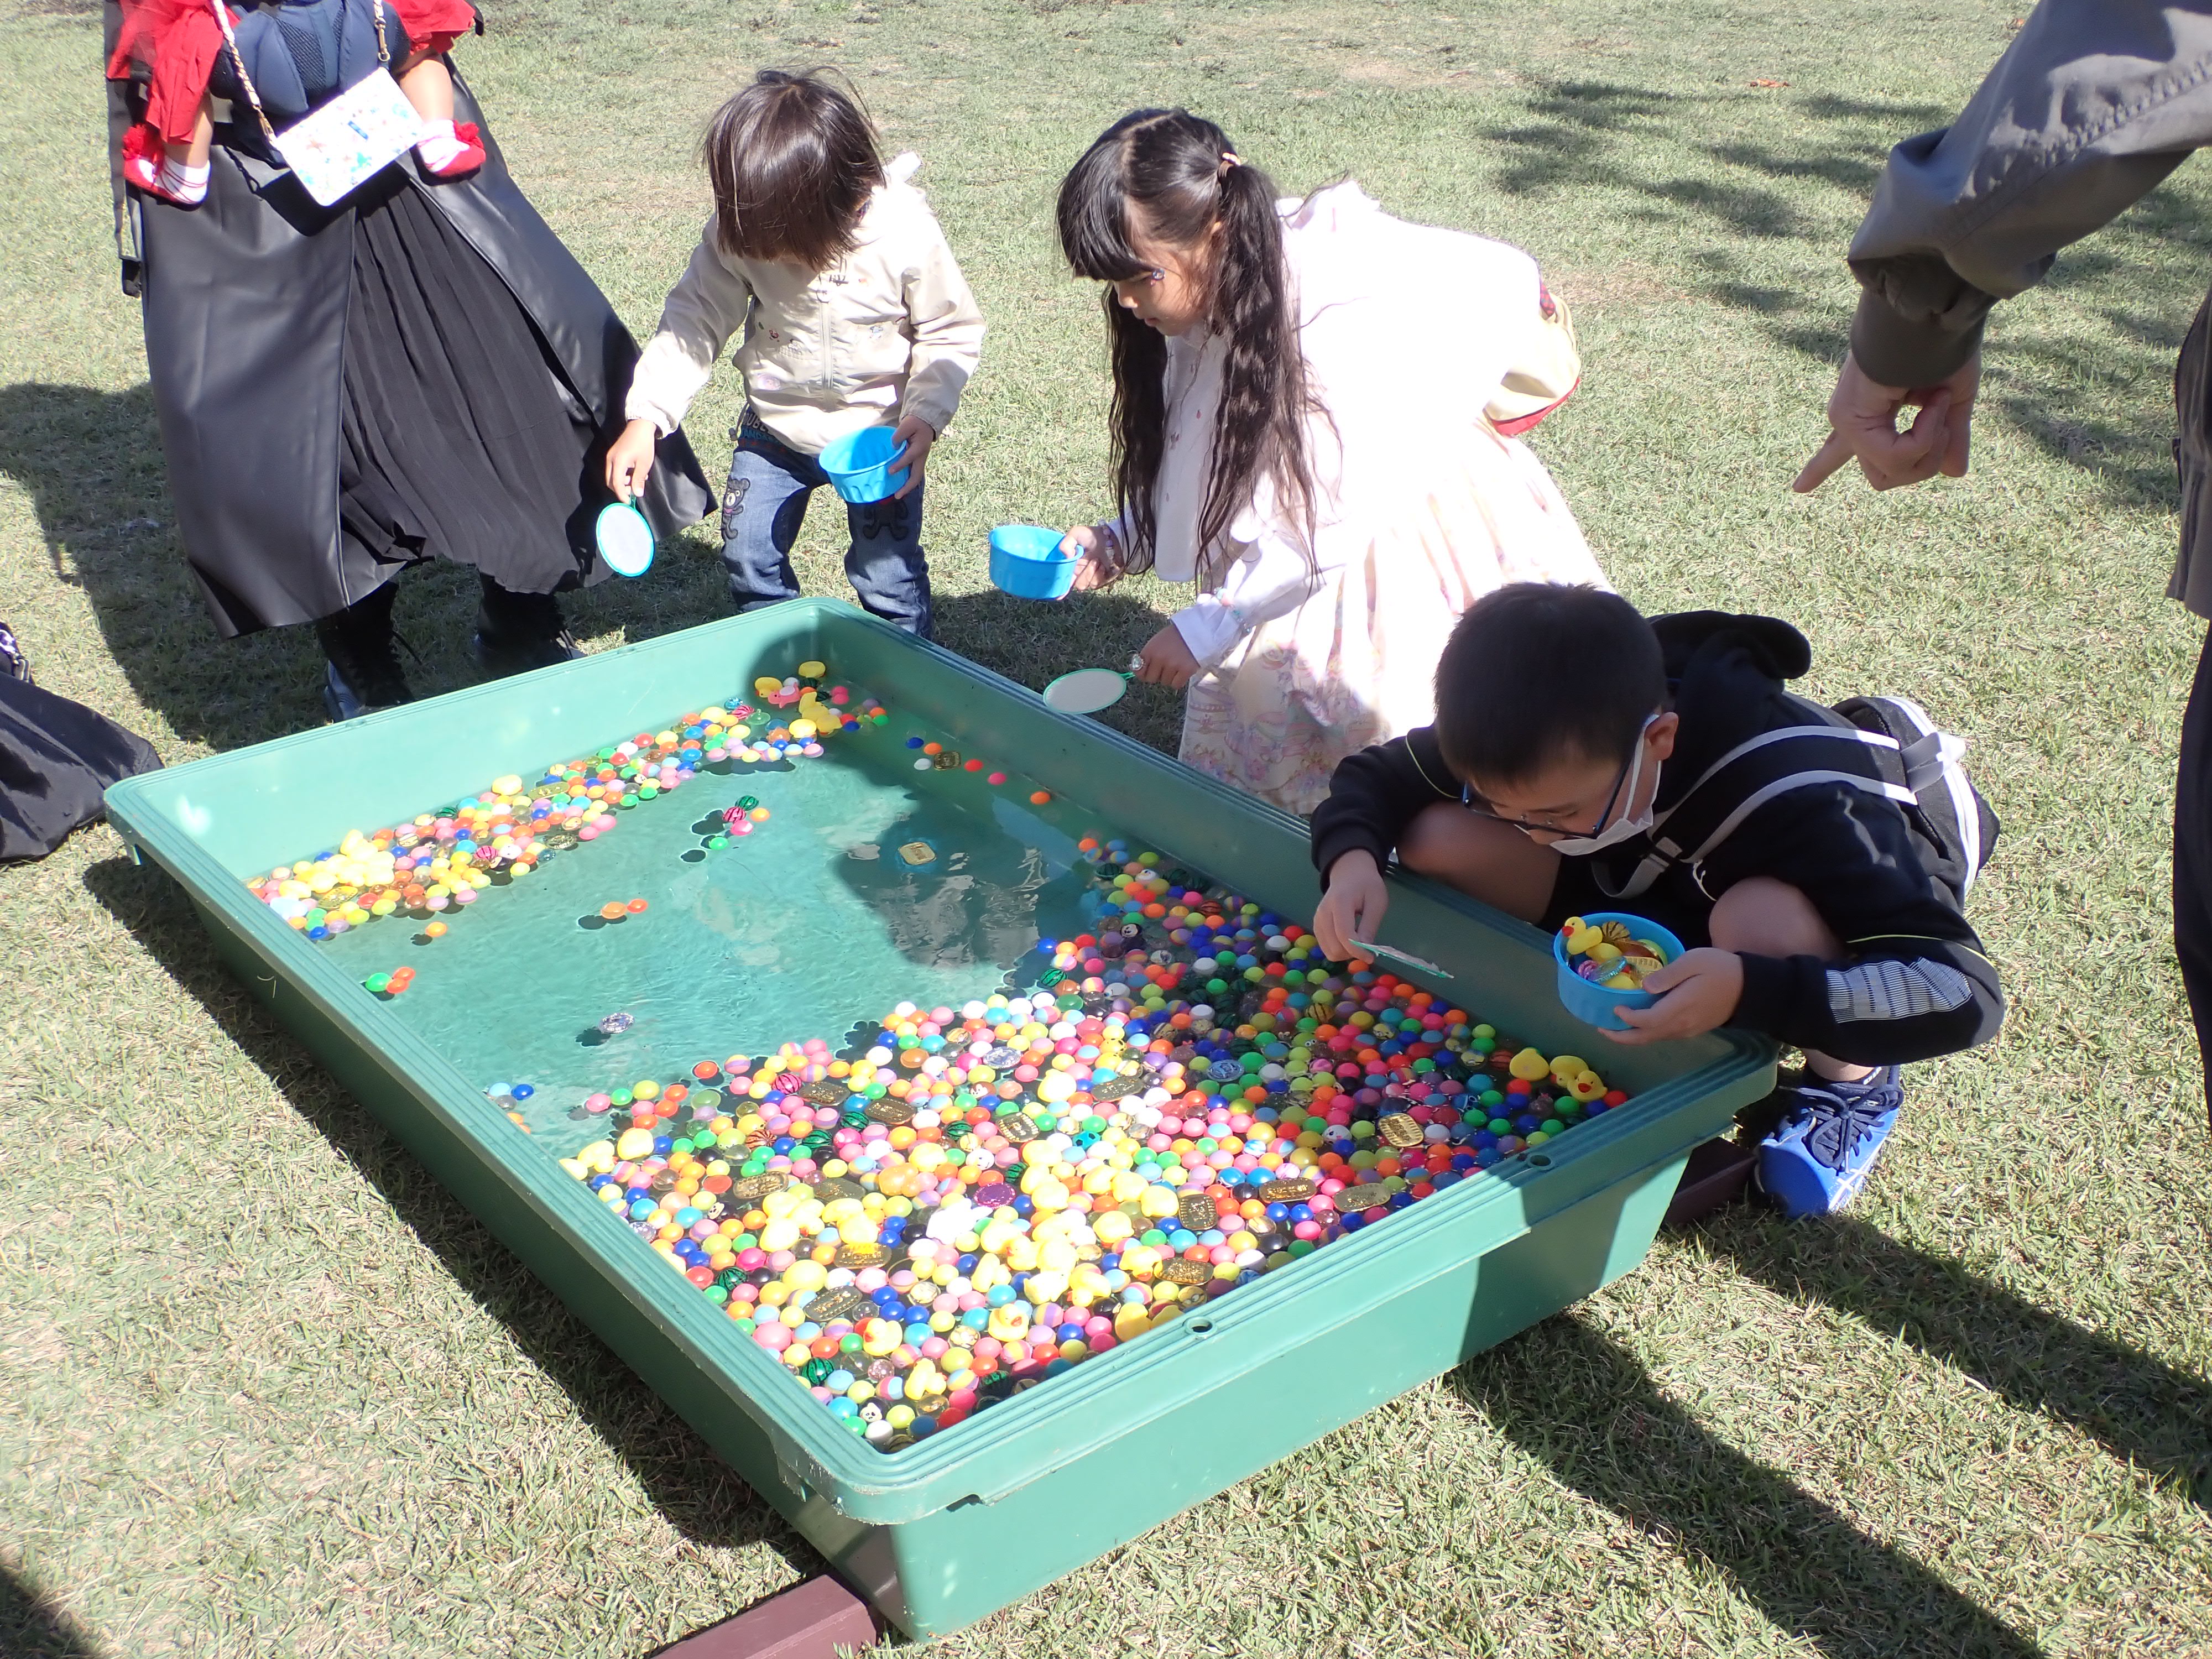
[1134,623,1201,691]
[1313,850,1387,963]
[1604,948,1744,1045]
[890,415,936,499]
[606,418,658,504]
[1065,525,1123,591]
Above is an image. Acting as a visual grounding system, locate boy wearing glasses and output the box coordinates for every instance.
[1308,582,2002,1217]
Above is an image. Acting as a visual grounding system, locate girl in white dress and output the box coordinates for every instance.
[1055,108,1608,815]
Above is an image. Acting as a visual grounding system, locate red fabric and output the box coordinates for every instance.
[1491,378,1580,439]
[389,0,475,55]
[108,0,228,148]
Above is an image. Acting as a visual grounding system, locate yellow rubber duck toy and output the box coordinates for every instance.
[1561,916,1604,957]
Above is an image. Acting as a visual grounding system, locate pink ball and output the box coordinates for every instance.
[919,1336,949,1359]
[755,1325,792,1352]
[452,887,477,905]
[577,827,599,842]
[586,1093,612,1114]
[1292,1219,1323,1240]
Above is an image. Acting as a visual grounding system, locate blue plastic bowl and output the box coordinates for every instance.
[988,525,1079,601]
[1553,911,1687,1031]
[819,426,910,503]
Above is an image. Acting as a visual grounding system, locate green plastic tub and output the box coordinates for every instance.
[104,599,1773,1638]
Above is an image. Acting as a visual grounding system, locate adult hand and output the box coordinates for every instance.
[1604,948,1744,1045]
[1792,350,1979,493]
[890,415,936,500]
[1063,524,1123,592]
[1134,622,1200,690]
[1312,849,1388,963]
[606,418,658,504]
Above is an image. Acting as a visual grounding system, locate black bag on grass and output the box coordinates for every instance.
[0,674,162,861]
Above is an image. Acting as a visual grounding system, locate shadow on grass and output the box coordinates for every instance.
[77,852,816,1573]
[1452,1313,2048,1659]
[1484,76,2204,511]
[1701,1213,2212,1510]
[0,380,733,753]
[0,1564,101,1659]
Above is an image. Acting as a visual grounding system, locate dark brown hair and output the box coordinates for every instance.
[1055,109,1315,578]
[703,69,884,270]
[1433,585,1666,785]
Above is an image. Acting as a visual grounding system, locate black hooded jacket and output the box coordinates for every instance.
[1308,612,2005,1065]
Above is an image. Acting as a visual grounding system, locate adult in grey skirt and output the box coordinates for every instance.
[1792,0,2212,1124]
[104,0,712,719]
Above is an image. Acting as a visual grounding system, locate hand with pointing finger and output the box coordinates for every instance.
[1793,350,1980,494]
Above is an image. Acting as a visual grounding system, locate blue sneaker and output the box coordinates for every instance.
[1755,1066,1903,1218]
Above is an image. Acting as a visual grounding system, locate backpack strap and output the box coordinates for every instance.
[1835,694,1992,894]
[1595,701,1917,900]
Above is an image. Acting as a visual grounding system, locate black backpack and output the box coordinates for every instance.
[1604,693,1998,907]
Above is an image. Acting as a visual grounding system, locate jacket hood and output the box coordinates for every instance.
[1652,611,1812,683]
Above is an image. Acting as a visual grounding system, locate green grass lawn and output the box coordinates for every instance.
[4,0,2211,1653]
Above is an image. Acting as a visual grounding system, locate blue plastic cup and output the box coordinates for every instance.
[1553,911,1687,1032]
[988,525,1080,600]
[819,426,910,503]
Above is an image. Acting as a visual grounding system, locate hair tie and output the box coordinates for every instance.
[1217,152,1242,177]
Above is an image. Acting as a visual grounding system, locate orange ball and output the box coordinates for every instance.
[600,902,626,920]
[424,921,448,938]
[1029,790,1051,805]
[627,898,648,913]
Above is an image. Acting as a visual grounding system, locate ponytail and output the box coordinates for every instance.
[1057,109,1315,581]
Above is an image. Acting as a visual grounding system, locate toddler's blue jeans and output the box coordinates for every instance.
[719,409,933,638]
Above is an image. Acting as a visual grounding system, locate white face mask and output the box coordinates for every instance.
[1546,717,1662,857]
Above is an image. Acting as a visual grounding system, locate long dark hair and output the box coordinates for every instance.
[1056,109,1314,577]
[703,69,885,272]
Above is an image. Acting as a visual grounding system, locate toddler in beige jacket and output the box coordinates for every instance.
[608,69,984,636]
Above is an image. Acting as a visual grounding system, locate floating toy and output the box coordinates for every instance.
[597,1011,635,1037]
[555,844,1631,1453]
[247,668,885,940]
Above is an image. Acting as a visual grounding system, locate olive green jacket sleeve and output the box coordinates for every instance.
[1848,1,2212,385]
